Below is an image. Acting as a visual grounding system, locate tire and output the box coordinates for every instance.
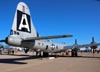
[43,52,49,57]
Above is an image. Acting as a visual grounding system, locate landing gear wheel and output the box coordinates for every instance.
[71,49,78,57]
[43,52,49,57]
[24,48,29,53]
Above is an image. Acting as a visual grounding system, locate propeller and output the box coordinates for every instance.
[90,37,96,44]
[73,39,78,46]
[72,39,79,50]
[90,37,97,53]
[75,39,78,45]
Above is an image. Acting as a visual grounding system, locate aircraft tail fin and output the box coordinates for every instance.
[10,2,73,40]
[11,2,38,39]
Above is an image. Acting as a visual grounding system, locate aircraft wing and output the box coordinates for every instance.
[63,43,100,50]
[23,34,73,41]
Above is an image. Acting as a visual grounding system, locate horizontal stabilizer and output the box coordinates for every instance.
[0,40,5,42]
[23,34,73,41]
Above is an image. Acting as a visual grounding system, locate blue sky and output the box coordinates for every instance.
[0,0,100,45]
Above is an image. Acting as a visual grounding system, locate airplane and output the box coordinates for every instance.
[90,37,98,53]
[70,38,97,56]
[0,2,100,57]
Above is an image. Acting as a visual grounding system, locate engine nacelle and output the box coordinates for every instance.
[6,35,22,46]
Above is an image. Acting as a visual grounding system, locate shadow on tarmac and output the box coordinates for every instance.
[0,54,100,65]
[0,55,45,64]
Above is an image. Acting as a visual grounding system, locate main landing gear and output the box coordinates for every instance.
[35,51,49,57]
[71,48,78,57]
[43,52,49,57]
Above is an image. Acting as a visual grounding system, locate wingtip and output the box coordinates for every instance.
[63,35,73,37]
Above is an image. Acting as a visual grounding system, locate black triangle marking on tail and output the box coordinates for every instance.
[17,10,31,33]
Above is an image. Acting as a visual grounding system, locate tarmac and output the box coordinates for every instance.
[0,52,100,72]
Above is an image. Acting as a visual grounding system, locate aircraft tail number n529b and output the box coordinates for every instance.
[0,2,100,57]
